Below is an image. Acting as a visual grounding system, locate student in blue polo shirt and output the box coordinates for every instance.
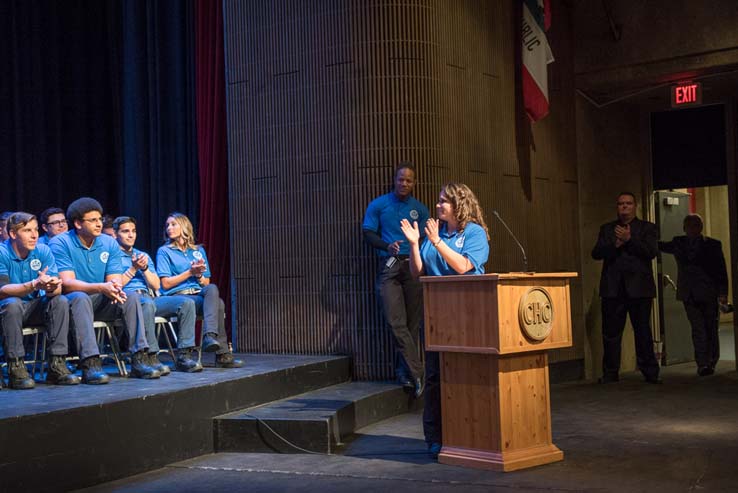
[400,182,490,460]
[363,162,429,397]
[37,207,68,246]
[50,197,160,380]
[113,216,201,373]
[0,212,80,389]
[156,212,243,368]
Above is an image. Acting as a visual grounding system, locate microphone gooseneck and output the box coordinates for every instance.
[492,210,529,273]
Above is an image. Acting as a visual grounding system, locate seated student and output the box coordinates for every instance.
[112,216,202,373]
[0,211,14,242]
[0,212,80,389]
[50,197,160,379]
[102,215,115,237]
[37,207,69,245]
[156,213,243,368]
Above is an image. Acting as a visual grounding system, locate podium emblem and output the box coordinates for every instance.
[518,287,554,341]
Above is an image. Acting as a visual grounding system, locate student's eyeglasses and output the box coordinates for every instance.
[47,220,68,227]
[81,217,103,224]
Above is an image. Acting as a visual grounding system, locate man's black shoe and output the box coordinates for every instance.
[697,366,714,376]
[397,374,413,389]
[414,377,425,398]
[644,375,663,384]
[215,352,244,368]
[201,333,221,353]
[46,355,80,385]
[176,348,203,373]
[81,356,110,384]
[147,353,171,376]
[130,350,161,379]
[597,374,619,384]
[8,358,35,389]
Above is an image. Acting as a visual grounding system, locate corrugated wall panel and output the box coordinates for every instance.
[224,0,582,379]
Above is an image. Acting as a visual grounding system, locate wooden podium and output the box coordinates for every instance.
[421,272,577,472]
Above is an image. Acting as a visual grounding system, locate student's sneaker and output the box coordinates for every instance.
[175,348,203,373]
[147,353,170,376]
[215,352,244,368]
[46,355,81,385]
[8,358,35,389]
[130,351,161,379]
[80,356,110,385]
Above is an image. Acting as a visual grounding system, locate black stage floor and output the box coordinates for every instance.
[0,353,351,492]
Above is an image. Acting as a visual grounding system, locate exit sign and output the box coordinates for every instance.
[671,82,702,108]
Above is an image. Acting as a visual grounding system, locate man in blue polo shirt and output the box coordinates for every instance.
[362,162,429,397]
[37,207,69,246]
[0,212,80,389]
[50,197,160,380]
[112,216,201,374]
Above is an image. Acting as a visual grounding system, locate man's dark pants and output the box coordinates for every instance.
[377,258,423,380]
[602,296,660,379]
[684,297,720,369]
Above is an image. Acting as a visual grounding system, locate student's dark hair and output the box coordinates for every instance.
[113,216,137,232]
[0,211,14,221]
[66,197,103,224]
[617,192,637,203]
[395,162,416,178]
[102,215,114,229]
[40,207,65,225]
[6,212,36,234]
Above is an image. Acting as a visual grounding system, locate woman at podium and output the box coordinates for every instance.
[400,182,490,459]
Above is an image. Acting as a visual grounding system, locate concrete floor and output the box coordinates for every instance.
[79,360,738,493]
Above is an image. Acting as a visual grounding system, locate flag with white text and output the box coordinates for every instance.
[522,0,553,122]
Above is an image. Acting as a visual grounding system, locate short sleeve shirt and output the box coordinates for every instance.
[120,248,155,293]
[156,243,211,295]
[420,222,490,276]
[49,230,124,283]
[0,240,59,301]
[362,192,430,257]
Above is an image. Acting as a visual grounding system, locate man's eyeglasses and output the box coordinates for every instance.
[81,217,103,224]
[47,220,68,227]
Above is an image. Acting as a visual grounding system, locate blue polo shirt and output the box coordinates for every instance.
[362,192,429,257]
[120,248,155,293]
[0,240,59,301]
[37,235,50,246]
[156,243,211,295]
[49,230,124,282]
[420,222,489,276]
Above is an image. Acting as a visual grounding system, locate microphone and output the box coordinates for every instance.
[492,210,529,273]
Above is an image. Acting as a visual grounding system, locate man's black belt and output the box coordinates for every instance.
[396,255,409,260]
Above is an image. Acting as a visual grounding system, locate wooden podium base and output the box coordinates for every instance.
[438,351,563,472]
[439,443,563,472]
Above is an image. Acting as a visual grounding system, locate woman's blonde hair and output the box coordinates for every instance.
[164,212,198,250]
[440,182,490,240]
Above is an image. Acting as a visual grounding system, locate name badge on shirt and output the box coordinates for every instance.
[30,259,42,271]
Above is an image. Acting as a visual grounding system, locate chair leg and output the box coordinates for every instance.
[105,325,128,377]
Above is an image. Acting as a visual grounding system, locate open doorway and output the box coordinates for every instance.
[651,104,733,368]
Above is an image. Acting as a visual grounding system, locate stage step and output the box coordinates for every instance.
[214,381,421,454]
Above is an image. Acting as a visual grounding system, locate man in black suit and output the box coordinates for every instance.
[592,192,661,384]
[659,214,728,376]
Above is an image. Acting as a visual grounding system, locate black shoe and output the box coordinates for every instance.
[215,352,244,368]
[175,348,203,373]
[397,374,413,388]
[644,375,663,384]
[147,353,170,376]
[8,358,35,389]
[598,374,619,384]
[697,366,714,376]
[428,442,442,459]
[201,333,221,353]
[130,351,161,379]
[81,356,110,384]
[414,377,425,398]
[46,355,81,385]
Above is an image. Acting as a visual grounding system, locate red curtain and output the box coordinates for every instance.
[195,0,232,342]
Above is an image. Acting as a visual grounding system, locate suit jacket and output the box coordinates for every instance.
[658,235,728,303]
[592,217,658,299]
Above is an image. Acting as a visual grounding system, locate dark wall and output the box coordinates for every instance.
[223,0,582,379]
